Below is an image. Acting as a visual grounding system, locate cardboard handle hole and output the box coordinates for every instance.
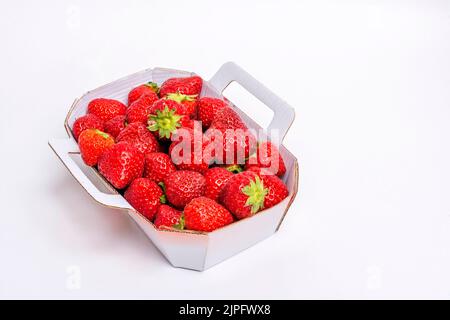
[222,81,274,131]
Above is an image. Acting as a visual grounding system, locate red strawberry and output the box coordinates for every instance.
[87,98,127,122]
[154,205,183,229]
[197,97,228,129]
[143,152,176,184]
[104,115,126,139]
[245,141,286,177]
[124,178,164,220]
[165,92,198,118]
[72,114,105,141]
[210,106,247,131]
[126,93,159,124]
[164,170,205,209]
[98,142,145,189]
[78,129,114,166]
[184,197,234,232]
[219,170,288,219]
[116,122,160,155]
[128,82,159,106]
[159,76,202,97]
[169,127,209,173]
[203,167,234,202]
[247,167,289,210]
[206,106,257,165]
[147,99,190,140]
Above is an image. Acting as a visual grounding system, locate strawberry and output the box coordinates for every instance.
[78,129,114,166]
[98,142,145,189]
[184,197,234,232]
[205,106,257,165]
[104,115,126,139]
[197,97,228,129]
[159,75,202,97]
[165,92,198,118]
[147,99,190,140]
[154,205,183,229]
[164,170,205,209]
[219,170,288,219]
[128,82,159,106]
[143,152,176,184]
[124,178,164,220]
[247,166,289,210]
[169,127,210,173]
[126,93,159,124]
[203,167,234,202]
[245,141,286,177]
[116,122,160,155]
[72,114,105,141]
[210,106,247,131]
[87,98,127,122]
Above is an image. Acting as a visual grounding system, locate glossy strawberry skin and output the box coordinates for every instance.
[169,127,209,173]
[98,142,145,189]
[104,115,126,139]
[78,129,114,166]
[245,141,286,177]
[210,106,247,131]
[116,122,160,155]
[143,152,176,184]
[204,167,234,202]
[206,106,257,165]
[124,178,163,220]
[204,127,257,166]
[87,98,127,122]
[197,97,228,129]
[126,93,159,124]
[164,170,206,209]
[219,171,259,219]
[154,205,182,229]
[72,114,105,141]
[128,82,159,106]
[149,99,189,116]
[159,76,203,97]
[184,197,234,232]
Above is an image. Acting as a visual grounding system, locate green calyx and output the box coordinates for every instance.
[165,92,197,103]
[173,215,185,230]
[158,182,167,203]
[95,129,110,139]
[148,106,182,139]
[226,164,243,174]
[242,176,269,214]
[145,81,159,93]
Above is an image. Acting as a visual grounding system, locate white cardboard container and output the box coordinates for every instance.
[49,62,299,271]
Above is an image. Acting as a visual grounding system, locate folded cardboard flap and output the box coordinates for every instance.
[51,62,299,271]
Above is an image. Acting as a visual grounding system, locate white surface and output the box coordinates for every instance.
[0,0,449,299]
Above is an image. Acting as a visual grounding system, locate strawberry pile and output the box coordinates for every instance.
[73,75,289,232]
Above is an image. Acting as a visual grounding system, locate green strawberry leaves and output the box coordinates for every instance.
[148,106,182,139]
[242,176,269,214]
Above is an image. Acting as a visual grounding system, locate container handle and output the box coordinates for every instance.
[48,138,133,210]
[209,62,295,141]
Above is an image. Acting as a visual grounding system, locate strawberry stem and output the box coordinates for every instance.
[173,215,185,230]
[148,106,182,139]
[241,176,269,214]
[165,92,197,103]
[145,82,159,93]
[226,164,243,174]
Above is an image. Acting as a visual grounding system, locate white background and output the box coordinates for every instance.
[0,0,449,299]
